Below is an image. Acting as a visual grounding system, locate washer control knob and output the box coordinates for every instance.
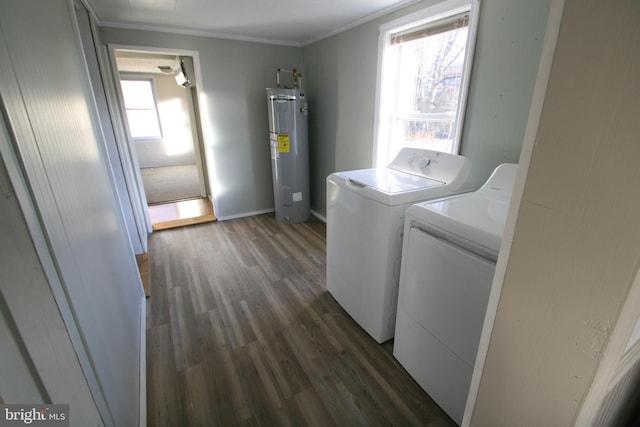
[417,158,431,169]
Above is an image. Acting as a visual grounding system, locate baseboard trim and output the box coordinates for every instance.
[310,209,326,223]
[216,208,275,221]
[217,208,326,223]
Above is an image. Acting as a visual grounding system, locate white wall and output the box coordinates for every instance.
[129,73,199,168]
[0,1,145,425]
[303,0,552,217]
[101,27,303,219]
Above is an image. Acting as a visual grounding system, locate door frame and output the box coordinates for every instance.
[105,44,218,222]
[73,1,147,253]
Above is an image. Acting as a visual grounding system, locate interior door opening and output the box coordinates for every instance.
[113,49,215,229]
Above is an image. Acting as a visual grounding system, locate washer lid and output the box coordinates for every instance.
[334,168,443,193]
[326,150,473,206]
[329,168,455,206]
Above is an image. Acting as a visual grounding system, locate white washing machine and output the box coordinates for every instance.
[393,163,518,425]
[326,148,472,343]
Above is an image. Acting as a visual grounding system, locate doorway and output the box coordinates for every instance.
[113,49,215,228]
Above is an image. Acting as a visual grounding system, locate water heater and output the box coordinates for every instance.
[266,85,310,223]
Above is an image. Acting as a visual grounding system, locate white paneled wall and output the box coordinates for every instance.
[0,146,102,424]
[0,1,145,425]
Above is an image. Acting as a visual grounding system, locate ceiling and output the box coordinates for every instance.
[85,0,419,46]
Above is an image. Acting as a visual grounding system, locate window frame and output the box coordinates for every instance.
[119,76,163,141]
[372,0,481,168]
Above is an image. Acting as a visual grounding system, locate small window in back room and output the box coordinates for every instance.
[374,0,480,167]
[120,78,163,140]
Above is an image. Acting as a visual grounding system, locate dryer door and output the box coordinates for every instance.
[399,226,496,365]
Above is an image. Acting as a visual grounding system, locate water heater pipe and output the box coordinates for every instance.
[276,68,302,89]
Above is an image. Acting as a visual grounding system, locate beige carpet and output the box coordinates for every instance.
[141,164,201,204]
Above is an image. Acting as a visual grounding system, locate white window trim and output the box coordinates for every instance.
[372,0,481,168]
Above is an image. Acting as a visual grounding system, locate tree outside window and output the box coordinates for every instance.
[375,0,479,167]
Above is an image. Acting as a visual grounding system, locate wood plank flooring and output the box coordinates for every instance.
[149,198,216,231]
[136,253,151,297]
[146,213,455,426]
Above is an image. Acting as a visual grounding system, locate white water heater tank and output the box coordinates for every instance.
[266,88,310,223]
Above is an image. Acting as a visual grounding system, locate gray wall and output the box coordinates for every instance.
[100,27,302,219]
[303,22,381,218]
[460,0,552,185]
[304,0,552,217]
[101,0,550,220]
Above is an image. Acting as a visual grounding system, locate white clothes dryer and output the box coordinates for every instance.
[326,148,472,343]
[393,163,518,424]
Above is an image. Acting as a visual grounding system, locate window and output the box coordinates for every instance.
[374,0,480,167]
[120,78,162,140]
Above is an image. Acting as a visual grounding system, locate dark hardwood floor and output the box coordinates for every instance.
[146,213,455,426]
